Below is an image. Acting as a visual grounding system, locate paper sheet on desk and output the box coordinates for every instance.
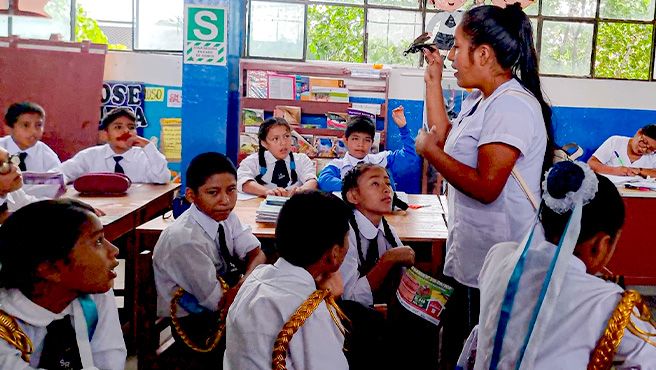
[626,179,656,190]
[238,192,259,201]
[600,174,645,185]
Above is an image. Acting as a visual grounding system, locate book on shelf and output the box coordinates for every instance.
[326,112,348,130]
[238,132,259,164]
[242,108,265,126]
[273,106,301,126]
[291,130,317,157]
[267,73,296,100]
[347,108,376,121]
[295,75,310,100]
[246,70,268,98]
[314,136,345,158]
[309,87,349,103]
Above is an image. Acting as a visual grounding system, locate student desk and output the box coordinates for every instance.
[136,194,448,262]
[133,194,448,368]
[607,188,656,285]
[66,183,181,241]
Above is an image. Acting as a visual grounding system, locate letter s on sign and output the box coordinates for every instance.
[193,11,218,41]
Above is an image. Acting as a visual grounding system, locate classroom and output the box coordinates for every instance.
[0,0,655,369]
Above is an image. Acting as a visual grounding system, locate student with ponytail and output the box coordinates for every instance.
[237,117,318,197]
[414,3,553,368]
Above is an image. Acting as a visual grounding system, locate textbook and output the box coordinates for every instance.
[396,267,453,326]
[21,171,66,198]
[255,195,290,223]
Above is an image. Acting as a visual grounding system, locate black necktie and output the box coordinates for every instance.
[271,159,290,188]
[113,156,124,174]
[217,224,242,285]
[18,152,27,171]
[38,315,83,370]
[359,237,380,277]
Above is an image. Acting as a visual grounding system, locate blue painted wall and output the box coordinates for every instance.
[552,106,656,160]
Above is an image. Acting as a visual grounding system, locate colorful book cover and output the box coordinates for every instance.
[273,106,301,126]
[242,108,265,126]
[396,267,453,326]
[291,130,318,157]
[246,70,268,98]
[267,73,296,100]
[239,132,259,164]
[314,136,339,158]
[295,75,310,100]
[326,112,348,130]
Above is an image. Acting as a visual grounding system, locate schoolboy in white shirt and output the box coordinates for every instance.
[224,191,351,370]
[153,152,265,368]
[318,108,420,192]
[57,107,170,184]
[1,102,61,172]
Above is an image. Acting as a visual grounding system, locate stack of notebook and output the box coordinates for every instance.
[255,195,289,223]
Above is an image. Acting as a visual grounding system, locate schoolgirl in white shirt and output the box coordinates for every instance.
[338,163,415,307]
[1,102,61,172]
[224,191,350,370]
[237,117,317,197]
[0,199,125,370]
[588,123,656,178]
[57,107,170,184]
[468,161,656,370]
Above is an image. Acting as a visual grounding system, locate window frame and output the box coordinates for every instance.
[247,0,656,81]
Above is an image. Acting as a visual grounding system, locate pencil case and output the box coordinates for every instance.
[73,173,132,195]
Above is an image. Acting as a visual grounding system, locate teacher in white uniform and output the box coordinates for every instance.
[415,4,554,369]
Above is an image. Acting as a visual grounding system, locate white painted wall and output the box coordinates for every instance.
[103,51,656,110]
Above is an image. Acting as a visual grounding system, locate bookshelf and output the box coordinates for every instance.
[238,59,391,162]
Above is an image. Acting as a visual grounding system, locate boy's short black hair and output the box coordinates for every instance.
[4,102,45,128]
[100,107,136,130]
[276,191,351,268]
[641,124,656,140]
[186,152,237,192]
[0,199,96,292]
[344,116,375,139]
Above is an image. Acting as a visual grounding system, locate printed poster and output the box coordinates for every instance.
[396,267,453,326]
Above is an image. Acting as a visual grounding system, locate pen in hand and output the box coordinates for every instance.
[613,151,626,166]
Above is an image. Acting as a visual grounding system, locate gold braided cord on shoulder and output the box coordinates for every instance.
[588,290,656,370]
[170,277,229,353]
[271,289,349,370]
[0,310,32,362]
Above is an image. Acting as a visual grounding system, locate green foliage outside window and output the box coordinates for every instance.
[75,6,128,50]
[594,22,653,80]
[307,5,364,63]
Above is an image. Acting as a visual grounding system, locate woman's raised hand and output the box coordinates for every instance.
[423,48,445,85]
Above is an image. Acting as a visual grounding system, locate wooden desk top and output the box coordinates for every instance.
[67,183,180,240]
[137,194,448,242]
[618,187,656,198]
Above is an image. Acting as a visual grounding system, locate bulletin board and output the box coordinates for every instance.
[0,36,107,160]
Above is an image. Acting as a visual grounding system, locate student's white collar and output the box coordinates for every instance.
[7,136,37,155]
[354,209,385,240]
[0,288,71,327]
[263,150,290,164]
[273,257,316,289]
[344,152,367,167]
[102,143,135,161]
[189,203,221,240]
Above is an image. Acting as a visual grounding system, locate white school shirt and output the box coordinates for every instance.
[236,151,316,192]
[0,288,126,370]
[443,78,547,288]
[56,143,170,184]
[592,135,656,169]
[6,188,42,212]
[474,241,656,370]
[153,204,260,317]
[224,258,348,370]
[0,136,61,172]
[334,152,388,179]
[339,210,403,306]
